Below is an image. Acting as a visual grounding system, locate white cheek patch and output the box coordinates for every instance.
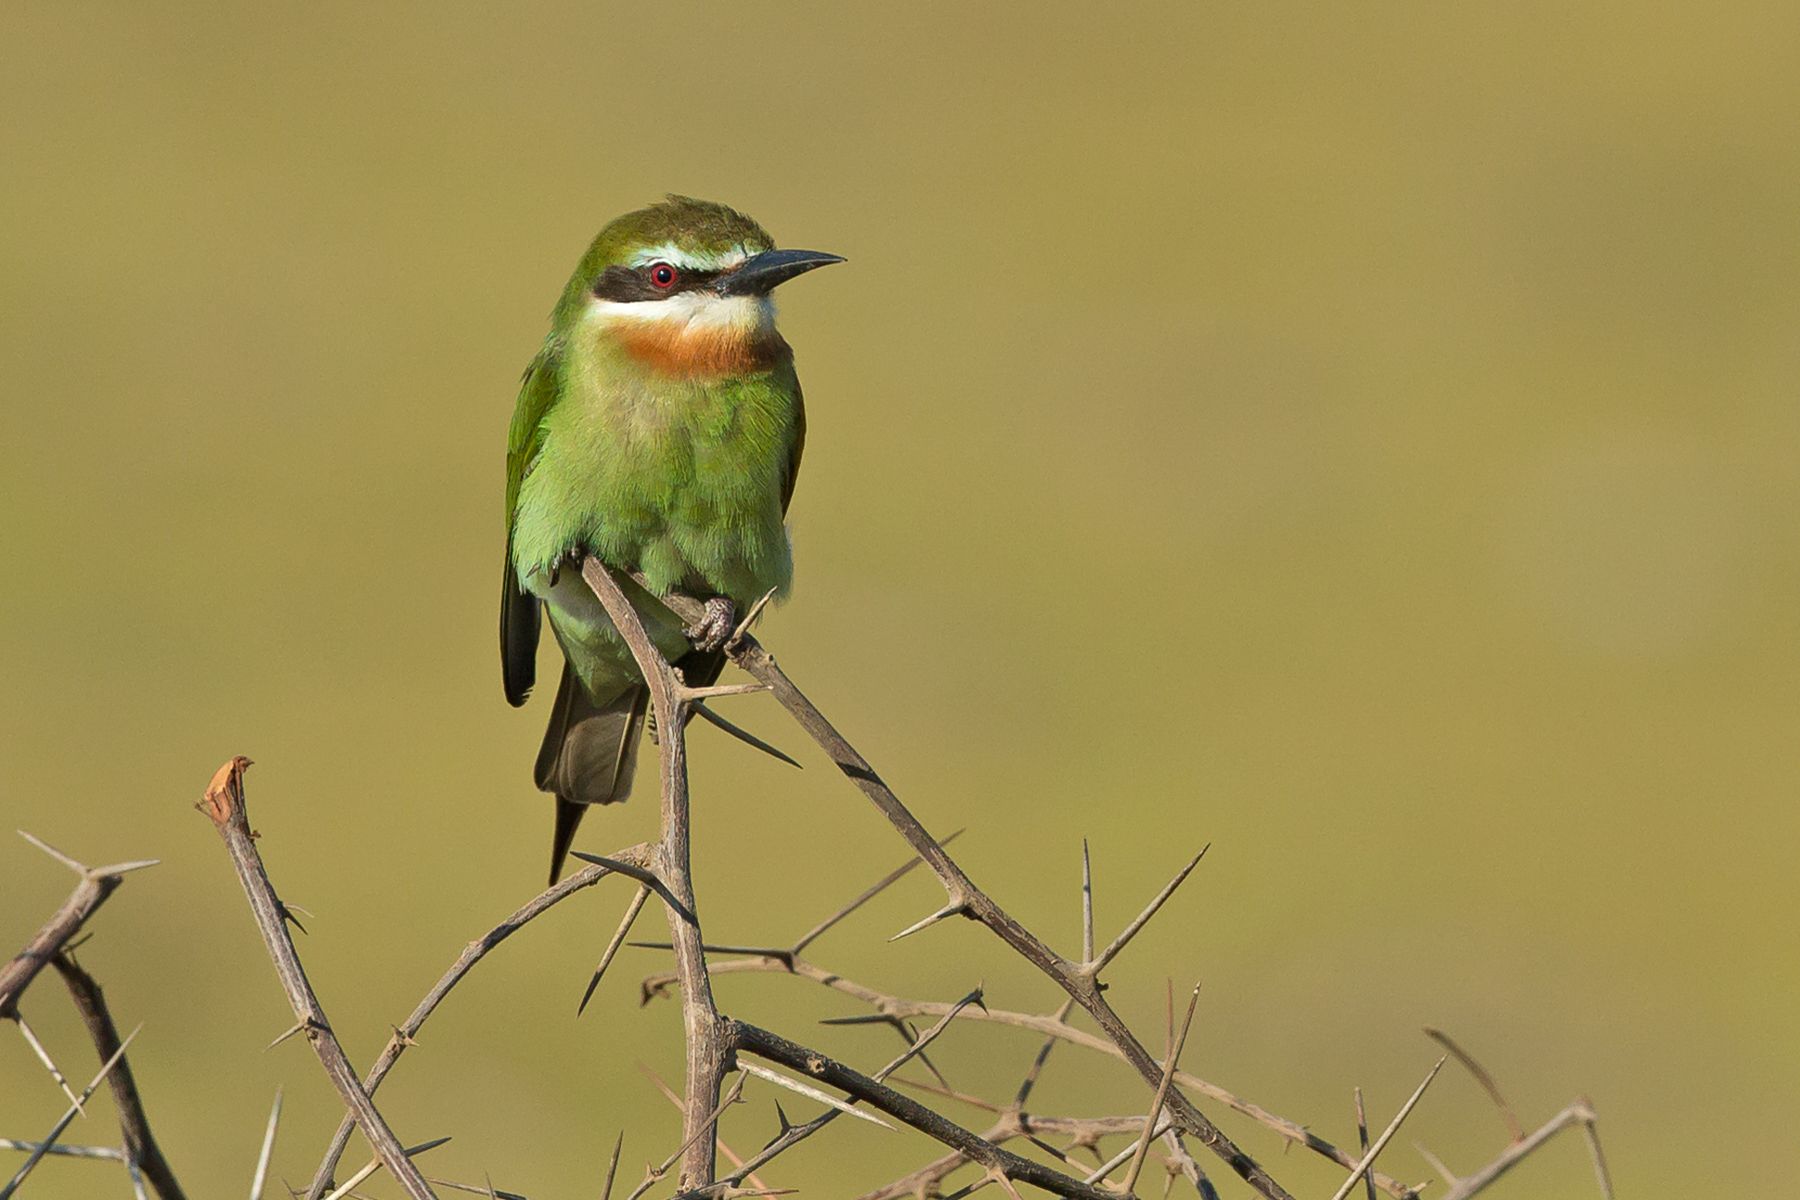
[586,291,774,333]
[626,242,752,271]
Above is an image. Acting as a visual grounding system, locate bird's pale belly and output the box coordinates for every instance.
[528,564,691,695]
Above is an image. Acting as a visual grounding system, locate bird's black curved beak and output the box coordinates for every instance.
[717,248,845,296]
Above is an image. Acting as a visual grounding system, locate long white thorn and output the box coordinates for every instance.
[738,1063,894,1129]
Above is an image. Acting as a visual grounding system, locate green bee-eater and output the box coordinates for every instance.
[502,196,842,882]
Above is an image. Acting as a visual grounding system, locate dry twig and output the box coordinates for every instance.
[52,954,186,1200]
[0,833,181,1198]
[197,756,438,1200]
[0,831,156,1016]
[1440,1099,1612,1200]
[638,947,1417,1197]
[301,842,654,1199]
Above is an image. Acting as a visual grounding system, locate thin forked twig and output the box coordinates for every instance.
[625,1075,748,1200]
[793,834,963,957]
[1087,848,1208,976]
[1440,1100,1612,1200]
[1325,1059,1445,1200]
[320,1137,451,1200]
[637,1063,773,1193]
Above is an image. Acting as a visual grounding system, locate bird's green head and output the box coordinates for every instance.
[553,195,842,378]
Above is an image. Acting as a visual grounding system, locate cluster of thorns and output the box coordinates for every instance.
[1,559,1614,1200]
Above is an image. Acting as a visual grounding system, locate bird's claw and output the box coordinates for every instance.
[685,597,737,653]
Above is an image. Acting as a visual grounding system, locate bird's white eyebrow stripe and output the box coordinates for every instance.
[626,242,751,271]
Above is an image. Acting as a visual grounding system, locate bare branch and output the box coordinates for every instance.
[16,830,90,876]
[53,954,186,1200]
[425,1179,527,1200]
[304,845,654,1199]
[680,682,771,701]
[583,558,732,1189]
[0,834,156,1018]
[1413,1143,1459,1190]
[889,901,969,942]
[642,949,1417,1198]
[733,1021,1119,1200]
[628,596,1296,1200]
[196,756,438,1200]
[1159,1129,1218,1200]
[1440,1100,1612,1200]
[1081,1117,1174,1185]
[688,990,986,1197]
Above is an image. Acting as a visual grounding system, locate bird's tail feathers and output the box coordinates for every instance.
[536,664,649,884]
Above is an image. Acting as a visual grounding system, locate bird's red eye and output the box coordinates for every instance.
[649,262,679,290]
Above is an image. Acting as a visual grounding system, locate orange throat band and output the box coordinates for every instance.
[610,319,788,379]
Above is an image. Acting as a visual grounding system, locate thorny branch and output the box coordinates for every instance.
[582,558,733,1190]
[197,756,439,1200]
[1,554,1612,1200]
[630,577,1295,1200]
[732,1020,1119,1200]
[302,844,655,1200]
[51,955,186,1200]
[633,886,1418,1198]
[609,574,1612,1200]
[0,832,156,1018]
[0,833,180,1199]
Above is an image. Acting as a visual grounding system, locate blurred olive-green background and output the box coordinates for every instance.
[4,4,1796,1197]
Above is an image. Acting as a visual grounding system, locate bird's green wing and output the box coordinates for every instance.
[780,363,805,516]
[501,340,562,706]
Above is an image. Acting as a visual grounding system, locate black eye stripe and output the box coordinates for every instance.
[592,263,724,302]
